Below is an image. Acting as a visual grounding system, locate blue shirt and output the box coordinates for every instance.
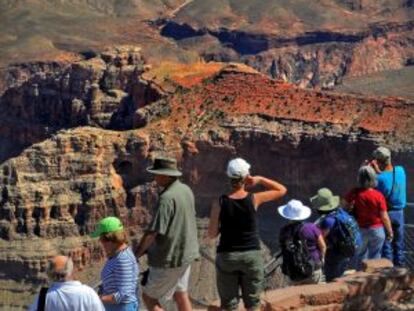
[101,247,139,304]
[318,214,336,247]
[376,166,407,209]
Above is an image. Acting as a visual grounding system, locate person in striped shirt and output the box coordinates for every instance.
[92,216,139,311]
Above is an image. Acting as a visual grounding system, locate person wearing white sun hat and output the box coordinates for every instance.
[278,199,326,285]
[208,157,287,311]
[278,199,312,221]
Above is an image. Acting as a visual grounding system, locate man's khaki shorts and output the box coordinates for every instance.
[143,264,191,305]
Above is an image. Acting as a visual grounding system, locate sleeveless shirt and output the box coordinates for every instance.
[217,193,261,253]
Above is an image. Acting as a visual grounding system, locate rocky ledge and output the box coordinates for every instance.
[207,259,414,311]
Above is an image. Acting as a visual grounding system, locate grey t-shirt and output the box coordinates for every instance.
[147,180,200,268]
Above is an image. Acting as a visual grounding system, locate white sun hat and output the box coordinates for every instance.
[226,158,251,178]
[278,199,312,221]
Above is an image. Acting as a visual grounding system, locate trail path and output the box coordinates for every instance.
[169,0,194,18]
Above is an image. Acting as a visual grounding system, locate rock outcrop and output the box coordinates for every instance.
[261,259,414,310]
[0,127,153,240]
[205,259,414,310]
[0,46,165,163]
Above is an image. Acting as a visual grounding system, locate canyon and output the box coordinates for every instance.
[1,1,414,310]
[1,1,414,94]
[157,12,414,89]
[0,46,413,309]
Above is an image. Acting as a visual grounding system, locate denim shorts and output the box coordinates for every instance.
[358,227,385,264]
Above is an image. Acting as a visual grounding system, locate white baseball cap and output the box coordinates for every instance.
[226,158,251,178]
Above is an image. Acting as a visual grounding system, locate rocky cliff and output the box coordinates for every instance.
[157,19,414,88]
[147,0,414,90]
[0,48,413,309]
[0,46,165,162]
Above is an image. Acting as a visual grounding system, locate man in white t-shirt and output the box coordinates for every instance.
[28,255,105,311]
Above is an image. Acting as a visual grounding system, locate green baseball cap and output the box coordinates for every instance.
[91,217,124,238]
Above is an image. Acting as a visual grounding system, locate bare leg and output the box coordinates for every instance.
[143,292,165,311]
[174,291,192,311]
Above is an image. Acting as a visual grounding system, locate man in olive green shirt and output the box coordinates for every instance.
[136,157,199,311]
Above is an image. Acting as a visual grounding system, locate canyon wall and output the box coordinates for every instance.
[0,46,164,162]
[158,19,414,88]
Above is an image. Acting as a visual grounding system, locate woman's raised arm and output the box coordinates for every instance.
[249,176,287,208]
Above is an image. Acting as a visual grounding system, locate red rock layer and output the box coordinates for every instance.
[166,66,414,135]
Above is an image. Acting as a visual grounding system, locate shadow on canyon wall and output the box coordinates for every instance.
[181,130,413,252]
[0,50,164,164]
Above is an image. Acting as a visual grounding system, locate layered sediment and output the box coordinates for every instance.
[0,46,165,162]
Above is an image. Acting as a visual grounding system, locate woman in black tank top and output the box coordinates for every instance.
[207,158,287,311]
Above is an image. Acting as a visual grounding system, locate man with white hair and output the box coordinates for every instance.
[28,255,105,311]
[370,146,407,267]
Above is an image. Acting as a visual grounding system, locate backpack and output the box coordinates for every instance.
[331,208,361,257]
[280,223,316,281]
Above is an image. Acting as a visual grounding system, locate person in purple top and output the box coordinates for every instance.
[300,222,325,264]
[278,199,326,285]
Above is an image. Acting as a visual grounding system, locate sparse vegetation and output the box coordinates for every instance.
[168,0,411,34]
[0,0,188,67]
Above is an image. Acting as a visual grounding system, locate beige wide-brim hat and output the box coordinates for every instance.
[278,199,312,221]
[146,157,182,177]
